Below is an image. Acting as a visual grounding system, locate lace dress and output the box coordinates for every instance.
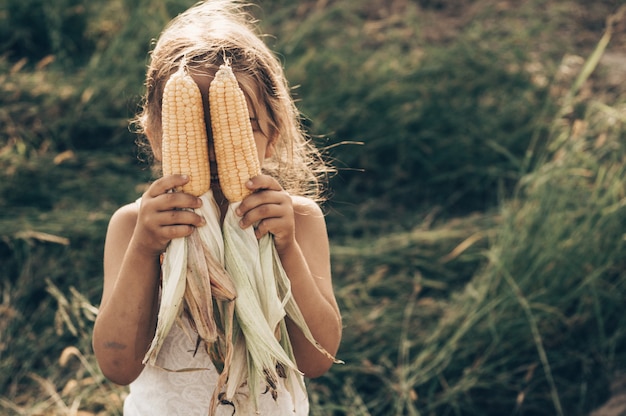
[123,320,309,415]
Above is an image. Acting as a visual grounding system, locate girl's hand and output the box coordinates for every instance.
[236,174,296,252]
[133,174,205,256]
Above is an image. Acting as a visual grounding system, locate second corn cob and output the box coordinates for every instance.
[209,63,262,202]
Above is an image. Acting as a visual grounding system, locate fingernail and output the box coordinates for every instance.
[239,219,245,228]
[199,217,206,226]
[246,180,253,188]
[181,174,189,180]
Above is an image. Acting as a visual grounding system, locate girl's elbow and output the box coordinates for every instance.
[300,358,335,379]
[299,333,342,378]
[97,357,143,386]
[93,340,143,385]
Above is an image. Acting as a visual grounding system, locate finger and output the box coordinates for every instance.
[157,209,206,227]
[237,189,290,218]
[246,174,282,192]
[239,203,281,228]
[252,218,271,239]
[155,191,203,212]
[147,174,191,197]
[252,217,289,241]
[160,224,197,240]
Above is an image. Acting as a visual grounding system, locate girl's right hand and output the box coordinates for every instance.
[132,174,205,256]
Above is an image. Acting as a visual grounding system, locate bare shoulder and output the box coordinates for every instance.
[291,196,324,220]
[104,202,140,255]
[107,202,139,234]
[291,196,326,238]
[103,202,140,282]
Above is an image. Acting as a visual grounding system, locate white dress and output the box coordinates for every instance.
[123,320,309,415]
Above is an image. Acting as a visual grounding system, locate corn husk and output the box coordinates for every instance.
[143,190,235,368]
[222,202,299,409]
[143,234,187,365]
[220,202,342,412]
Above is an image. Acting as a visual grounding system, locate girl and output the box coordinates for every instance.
[92,1,342,414]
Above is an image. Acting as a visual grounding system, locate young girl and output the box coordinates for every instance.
[92,1,342,414]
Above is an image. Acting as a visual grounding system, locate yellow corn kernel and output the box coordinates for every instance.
[161,65,211,197]
[209,63,261,203]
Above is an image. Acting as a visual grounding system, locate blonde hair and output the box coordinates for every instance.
[135,0,332,201]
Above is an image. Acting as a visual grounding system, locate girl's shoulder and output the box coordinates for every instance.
[291,195,328,230]
[107,201,140,233]
[291,195,324,217]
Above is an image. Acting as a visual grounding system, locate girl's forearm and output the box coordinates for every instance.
[93,243,161,385]
[278,243,342,378]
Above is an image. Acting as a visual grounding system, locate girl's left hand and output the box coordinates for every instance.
[235,174,296,252]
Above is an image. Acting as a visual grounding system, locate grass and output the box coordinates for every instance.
[308,86,626,416]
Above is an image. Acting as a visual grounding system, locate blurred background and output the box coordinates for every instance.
[2,0,626,414]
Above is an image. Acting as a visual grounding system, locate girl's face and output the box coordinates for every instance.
[190,71,275,189]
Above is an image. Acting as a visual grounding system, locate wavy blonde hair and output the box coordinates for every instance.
[135,0,332,201]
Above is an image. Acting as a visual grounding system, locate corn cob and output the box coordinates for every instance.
[209,63,261,202]
[161,64,211,197]
[143,235,187,365]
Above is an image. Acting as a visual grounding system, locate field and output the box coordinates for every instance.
[2,0,626,415]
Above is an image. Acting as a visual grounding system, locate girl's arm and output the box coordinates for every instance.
[92,175,205,385]
[237,176,342,378]
[281,198,342,377]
